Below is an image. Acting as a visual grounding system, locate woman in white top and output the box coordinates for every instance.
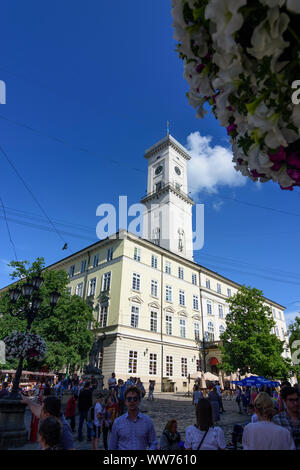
[242,392,296,450]
[185,398,226,450]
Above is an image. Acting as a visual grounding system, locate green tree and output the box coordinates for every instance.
[220,285,291,379]
[288,315,300,382]
[0,258,94,372]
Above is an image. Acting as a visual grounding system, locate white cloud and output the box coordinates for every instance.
[212,201,224,212]
[186,131,246,195]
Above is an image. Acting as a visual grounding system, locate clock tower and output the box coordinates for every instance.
[141,134,194,260]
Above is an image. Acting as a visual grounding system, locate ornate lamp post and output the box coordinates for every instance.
[6,274,60,399]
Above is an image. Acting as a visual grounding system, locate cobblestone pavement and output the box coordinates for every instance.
[10,393,250,450]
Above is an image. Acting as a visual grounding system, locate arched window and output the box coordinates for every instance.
[219,325,225,336]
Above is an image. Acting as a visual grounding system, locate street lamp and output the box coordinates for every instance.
[7,276,60,399]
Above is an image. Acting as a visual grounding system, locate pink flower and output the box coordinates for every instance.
[251,170,265,178]
[286,152,300,169]
[271,162,281,171]
[287,169,300,181]
[227,124,237,135]
[196,63,204,73]
[268,146,286,163]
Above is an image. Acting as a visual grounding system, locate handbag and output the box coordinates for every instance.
[196,428,208,450]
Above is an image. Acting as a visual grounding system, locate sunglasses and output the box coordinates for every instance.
[126,396,139,402]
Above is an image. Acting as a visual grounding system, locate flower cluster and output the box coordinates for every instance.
[172,0,300,189]
[4,331,47,361]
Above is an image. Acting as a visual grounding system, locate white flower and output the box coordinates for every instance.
[286,0,300,14]
[260,0,285,7]
[205,0,247,52]
[247,7,290,60]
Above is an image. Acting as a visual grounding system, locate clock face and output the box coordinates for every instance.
[174,166,181,175]
[155,165,163,175]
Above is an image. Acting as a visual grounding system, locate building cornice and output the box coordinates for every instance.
[144,134,191,161]
[141,182,194,206]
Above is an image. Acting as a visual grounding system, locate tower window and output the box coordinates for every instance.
[155,182,162,191]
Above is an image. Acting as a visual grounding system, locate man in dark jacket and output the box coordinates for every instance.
[78,381,93,442]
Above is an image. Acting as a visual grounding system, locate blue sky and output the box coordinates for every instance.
[0,0,299,325]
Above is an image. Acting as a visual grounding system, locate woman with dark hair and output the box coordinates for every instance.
[185,399,226,450]
[208,387,220,423]
[159,420,181,450]
[38,417,62,450]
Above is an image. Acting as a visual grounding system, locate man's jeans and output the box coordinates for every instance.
[78,411,91,441]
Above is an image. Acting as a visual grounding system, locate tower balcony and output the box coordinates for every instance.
[141,182,194,206]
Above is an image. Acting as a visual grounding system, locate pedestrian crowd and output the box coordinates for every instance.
[0,373,299,451]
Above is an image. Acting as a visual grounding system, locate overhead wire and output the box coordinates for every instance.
[0,143,70,252]
[0,196,18,261]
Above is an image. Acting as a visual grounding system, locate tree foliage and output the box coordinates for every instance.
[0,258,94,373]
[288,316,300,382]
[220,285,291,379]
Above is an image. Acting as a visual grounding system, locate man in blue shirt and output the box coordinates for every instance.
[109,386,157,450]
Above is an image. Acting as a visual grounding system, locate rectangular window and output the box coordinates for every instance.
[181,358,187,377]
[206,279,210,289]
[98,305,108,327]
[156,182,162,191]
[166,356,173,377]
[132,273,140,291]
[179,290,185,306]
[193,295,199,311]
[217,283,221,294]
[151,280,158,297]
[107,247,114,261]
[218,304,224,318]
[93,255,99,268]
[69,265,75,278]
[180,318,186,338]
[130,306,139,328]
[281,327,285,338]
[81,260,87,273]
[102,272,111,291]
[134,247,141,262]
[272,308,276,319]
[76,282,83,297]
[178,267,184,279]
[128,351,137,374]
[151,255,158,269]
[194,322,200,340]
[227,288,231,297]
[150,311,158,332]
[165,285,172,302]
[165,262,171,275]
[278,311,282,320]
[88,278,97,296]
[275,326,279,337]
[149,353,157,375]
[166,315,172,335]
[192,273,197,285]
[207,300,212,315]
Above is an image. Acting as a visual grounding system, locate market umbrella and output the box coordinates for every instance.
[204,371,218,381]
[230,372,236,390]
[201,371,206,389]
[218,371,224,389]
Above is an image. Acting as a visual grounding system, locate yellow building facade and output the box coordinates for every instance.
[47,229,289,392]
